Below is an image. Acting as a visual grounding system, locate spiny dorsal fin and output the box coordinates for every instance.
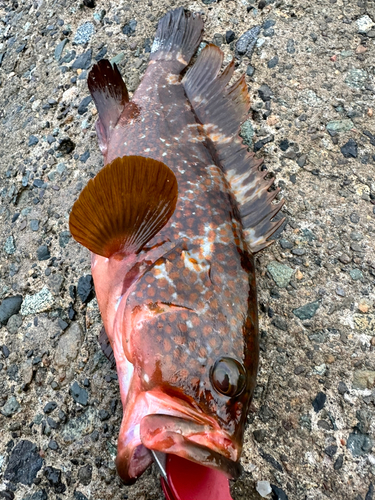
[182,44,284,253]
[150,8,203,71]
[88,59,128,151]
[69,156,178,258]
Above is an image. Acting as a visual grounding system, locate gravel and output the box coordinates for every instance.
[0,1,374,499]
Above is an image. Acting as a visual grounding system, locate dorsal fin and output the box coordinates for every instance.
[183,44,284,253]
[87,59,129,152]
[150,8,203,72]
[69,156,178,258]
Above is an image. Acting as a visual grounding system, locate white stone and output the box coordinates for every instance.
[256,480,272,497]
[356,15,374,33]
[20,286,54,315]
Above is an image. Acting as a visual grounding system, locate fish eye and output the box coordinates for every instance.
[210,357,247,397]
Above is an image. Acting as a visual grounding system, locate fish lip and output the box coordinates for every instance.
[139,413,242,480]
[115,390,243,483]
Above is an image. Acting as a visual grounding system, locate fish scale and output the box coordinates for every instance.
[69,6,283,489]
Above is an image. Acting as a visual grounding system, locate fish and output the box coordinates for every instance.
[69,7,284,486]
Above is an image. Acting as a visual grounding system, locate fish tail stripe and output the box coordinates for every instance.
[69,156,178,259]
[150,8,203,71]
[88,59,129,145]
[182,44,284,253]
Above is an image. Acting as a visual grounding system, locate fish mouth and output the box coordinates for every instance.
[115,391,242,483]
[140,414,242,478]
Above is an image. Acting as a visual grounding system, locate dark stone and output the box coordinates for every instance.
[263,20,276,29]
[78,464,93,485]
[95,46,107,61]
[43,401,57,414]
[324,444,338,457]
[341,138,358,158]
[271,316,288,331]
[267,56,279,68]
[366,483,374,500]
[253,429,267,442]
[286,39,295,54]
[294,365,305,375]
[263,28,275,37]
[312,392,326,412]
[225,30,235,43]
[0,295,23,324]
[80,150,90,163]
[99,409,110,421]
[347,430,373,456]
[4,440,43,486]
[236,25,261,58]
[48,440,59,450]
[71,49,92,70]
[318,419,332,431]
[246,65,255,77]
[254,135,274,152]
[350,212,360,223]
[122,20,137,35]
[83,0,95,6]
[59,231,71,248]
[0,492,15,500]
[77,95,92,115]
[74,492,88,500]
[363,130,375,146]
[33,179,44,188]
[37,245,50,261]
[279,239,293,249]
[297,154,306,167]
[293,301,320,320]
[28,135,39,147]
[334,454,343,470]
[258,84,273,101]
[44,466,66,493]
[279,139,289,151]
[77,275,94,303]
[57,138,75,155]
[271,484,289,500]
[259,449,283,472]
[338,381,349,395]
[70,381,89,405]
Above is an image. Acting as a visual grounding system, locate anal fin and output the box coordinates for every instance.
[183,44,284,253]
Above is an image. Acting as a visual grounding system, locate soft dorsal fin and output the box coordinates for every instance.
[183,44,284,253]
[87,59,129,152]
[69,156,178,258]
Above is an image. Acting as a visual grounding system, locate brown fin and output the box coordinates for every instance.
[182,44,284,253]
[99,326,116,368]
[87,59,129,150]
[150,8,203,71]
[69,156,178,258]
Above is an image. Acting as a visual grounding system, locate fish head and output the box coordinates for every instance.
[113,242,259,483]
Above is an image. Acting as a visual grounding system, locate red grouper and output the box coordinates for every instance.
[69,7,284,486]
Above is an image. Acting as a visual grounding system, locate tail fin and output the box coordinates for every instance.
[150,8,203,72]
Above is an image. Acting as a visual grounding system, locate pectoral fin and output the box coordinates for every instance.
[69,156,178,258]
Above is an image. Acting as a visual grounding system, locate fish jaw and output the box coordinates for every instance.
[115,388,242,484]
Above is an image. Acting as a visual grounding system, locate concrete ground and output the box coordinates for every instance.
[0,0,374,499]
